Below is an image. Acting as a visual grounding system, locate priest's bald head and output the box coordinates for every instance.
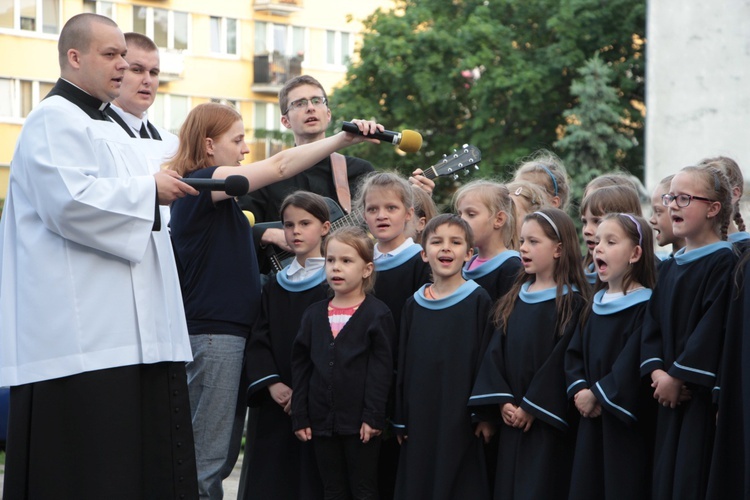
[58,14,129,103]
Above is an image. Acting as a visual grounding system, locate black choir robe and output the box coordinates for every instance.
[372,243,431,500]
[565,288,655,500]
[469,283,584,500]
[393,281,494,500]
[640,242,736,500]
[462,250,522,301]
[707,251,750,499]
[243,268,328,500]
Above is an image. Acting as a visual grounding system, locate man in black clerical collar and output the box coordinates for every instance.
[107,32,165,140]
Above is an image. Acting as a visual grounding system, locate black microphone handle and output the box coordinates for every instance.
[180,178,228,191]
[180,175,249,196]
[341,121,400,145]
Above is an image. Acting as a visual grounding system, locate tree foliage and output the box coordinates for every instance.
[555,54,637,202]
[329,0,646,206]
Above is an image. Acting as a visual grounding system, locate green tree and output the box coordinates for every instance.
[330,0,645,205]
[555,54,637,202]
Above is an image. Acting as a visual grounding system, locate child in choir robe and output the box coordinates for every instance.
[565,213,657,500]
[469,208,589,500]
[291,227,395,500]
[393,214,495,500]
[640,165,736,500]
[455,180,522,300]
[357,171,432,499]
[244,191,331,500]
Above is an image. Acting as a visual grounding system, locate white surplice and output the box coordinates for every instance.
[0,94,191,387]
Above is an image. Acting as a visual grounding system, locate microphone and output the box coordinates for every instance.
[180,175,249,197]
[341,121,422,153]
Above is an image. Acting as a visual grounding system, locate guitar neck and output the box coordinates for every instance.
[330,209,366,232]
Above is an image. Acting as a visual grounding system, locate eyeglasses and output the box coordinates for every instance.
[284,96,327,114]
[661,193,715,208]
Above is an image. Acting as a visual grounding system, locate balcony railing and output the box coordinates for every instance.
[252,53,303,94]
[158,49,185,82]
[253,0,303,16]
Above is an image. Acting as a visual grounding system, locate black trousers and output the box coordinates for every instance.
[3,362,198,500]
[313,434,381,500]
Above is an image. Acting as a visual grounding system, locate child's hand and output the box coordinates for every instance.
[651,370,684,408]
[574,389,599,417]
[269,382,292,408]
[397,435,407,445]
[511,406,535,432]
[474,421,495,443]
[360,422,382,444]
[589,402,602,418]
[295,427,312,442]
[501,403,518,426]
[283,398,292,415]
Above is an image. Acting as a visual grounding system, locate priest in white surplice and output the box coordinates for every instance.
[0,13,200,500]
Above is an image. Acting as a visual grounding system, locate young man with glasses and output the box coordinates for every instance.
[238,75,434,269]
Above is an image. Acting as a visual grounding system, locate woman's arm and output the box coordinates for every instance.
[210,119,382,202]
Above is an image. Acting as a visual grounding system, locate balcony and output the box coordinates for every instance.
[253,0,303,16]
[252,53,303,94]
[158,49,185,82]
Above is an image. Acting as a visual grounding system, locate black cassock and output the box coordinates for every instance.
[393,281,494,500]
[565,288,656,500]
[243,269,328,500]
[469,283,584,500]
[640,242,736,500]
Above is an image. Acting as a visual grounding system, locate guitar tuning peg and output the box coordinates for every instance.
[474,165,479,170]
[462,143,468,148]
[452,174,459,181]
[463,169,470,176]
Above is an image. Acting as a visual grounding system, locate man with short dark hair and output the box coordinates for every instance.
[0,13,199,499]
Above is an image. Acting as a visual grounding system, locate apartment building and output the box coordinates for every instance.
[0,0,392,194]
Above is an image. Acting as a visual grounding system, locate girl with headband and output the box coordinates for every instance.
[565,213,657,499]
[513,150,571,211]
[469,208,589,499]
[640,165,736,499]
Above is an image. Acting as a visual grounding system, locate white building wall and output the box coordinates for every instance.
[645,0,750,190]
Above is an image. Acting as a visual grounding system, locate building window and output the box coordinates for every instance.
[152,94,190,134]
[0,78,55,120]
[0,0,60,33]
[325,30,352,66]
[254,21,304,57]
[132,6,188,50]
[210,16,237,55]
[82,0,114,19]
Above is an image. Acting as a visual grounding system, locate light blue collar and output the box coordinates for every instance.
[592,287,652,315]
[729,232,750,243]
[673,241,733,265]
[584,261,597,285]
[462,250,520,280]
[519,281,575,304]
[374,243,422,271]
[276,266,327,292]
[413,280,480,310]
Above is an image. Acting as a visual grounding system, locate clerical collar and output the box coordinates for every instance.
[109,103,149,134]
[46,78,111,121]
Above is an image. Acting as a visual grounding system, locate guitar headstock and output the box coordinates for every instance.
[425,144,482,180]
